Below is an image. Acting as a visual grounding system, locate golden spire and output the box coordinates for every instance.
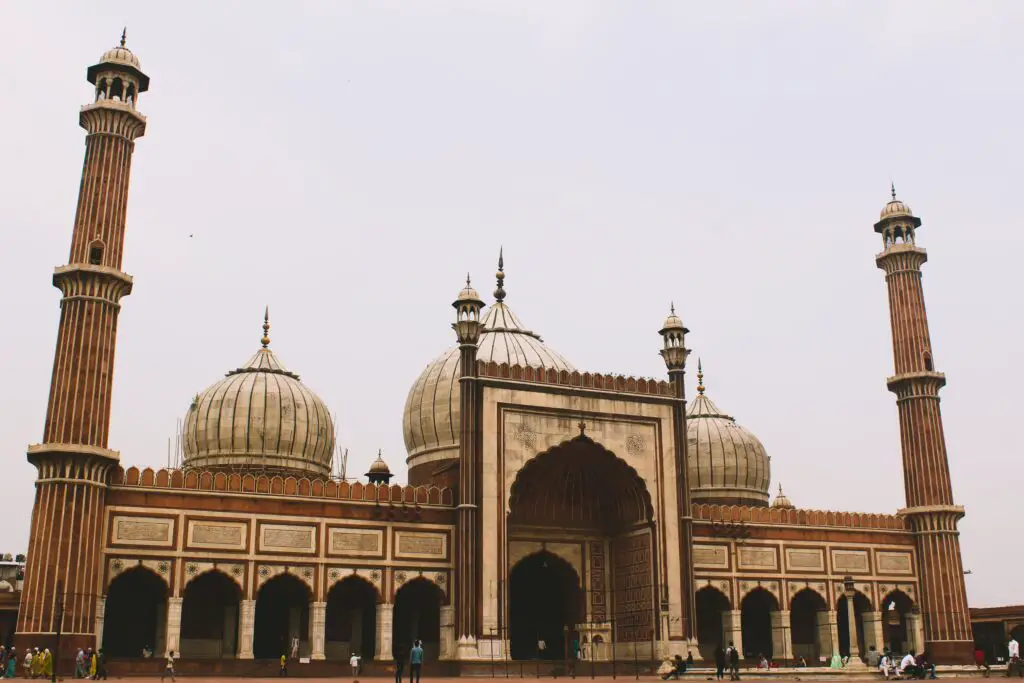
[120,27,127,48]
[696,358,705,395]
[494,246,506,302]
[261,306,271,348]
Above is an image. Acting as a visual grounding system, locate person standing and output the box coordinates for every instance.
[409,639,424,683]
[350,652,361,677]
[727,642,740,681]
[393,642,408,683]
[279,653,288,677]
[714,644,726,681]
[94,650,107,681]
[1010,636,1020,677]
[161,651,175,682]
[5,647,15,679]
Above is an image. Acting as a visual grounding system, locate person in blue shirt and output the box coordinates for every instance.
[409,640,424,683]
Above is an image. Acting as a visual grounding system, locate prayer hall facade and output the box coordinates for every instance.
[15,38,978,672]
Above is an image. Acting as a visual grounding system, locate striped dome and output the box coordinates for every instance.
[183,340,334,478]
[685,367,770,506]
[402,300,574,471]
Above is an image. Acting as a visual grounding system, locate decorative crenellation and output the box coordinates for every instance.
[111,466,455,506]
[52,265,134,307]
[692,503,909,531]
[476,361,673,397]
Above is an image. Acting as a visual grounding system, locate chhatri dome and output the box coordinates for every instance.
[686,360,771,506]
[403,252,575,477]
[182,310,335,478]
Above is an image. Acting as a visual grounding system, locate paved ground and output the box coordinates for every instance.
[85,677,1000,682]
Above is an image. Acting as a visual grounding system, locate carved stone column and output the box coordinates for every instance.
[770,610,792,663]
[722,610,743,656]
[310,601,326,660]
[375,603,394,661]
[238,599,256,659]
[844,595,865,667]
[94,596,106,651]
[829,610,840,657]
[165,597,183,656]
[440,605,455,660]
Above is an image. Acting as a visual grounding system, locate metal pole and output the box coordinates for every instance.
[52,580,64,683]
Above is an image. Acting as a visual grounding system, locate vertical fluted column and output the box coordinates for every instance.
[875,197,973,663]
[455,342,480,654]
[238,599,255,659]
[310,602,326,660]
[165,597,183,656]
[18,47,148,657]
[375,603,393,661]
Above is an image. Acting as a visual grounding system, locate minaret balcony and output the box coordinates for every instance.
[53,263,133,305]
[886,370,946,398]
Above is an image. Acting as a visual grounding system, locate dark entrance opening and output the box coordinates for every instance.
[695,586,731,661]
[740,588,778,660]
[790,589,828,662]
[325,576,379,660]
[509,551,583,661]
[180,571,242,658]
[102,567,167,658]
[392,578,442,661]
[254,574,310,660]
[881,590,913,654]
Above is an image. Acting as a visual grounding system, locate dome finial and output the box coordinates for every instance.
[261,306,271,348]
[696,358,705,395]
[494,246,506,302]
[670,301,676,315]
[890,181,897,200]
[120,27,127,48]
[466,272,471,287]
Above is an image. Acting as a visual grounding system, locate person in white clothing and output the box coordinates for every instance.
[350,653,361,677]
[900,652,920,678]
[1009,638,1020,677]
[1010,637,1020,660]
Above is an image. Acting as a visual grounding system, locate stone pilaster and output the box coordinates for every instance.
[844,595,865,667]
[440,605,455,660]
[94,596,106,651]
[165,597,183,656]
[815,610,836,660]
[722,610,743,656]
[238,599,256,659]
[862,612,885,655]
[770,610,792,662]
[310,601,326,660]
[375,603,393,661]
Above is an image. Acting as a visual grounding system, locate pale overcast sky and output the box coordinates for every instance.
[0,2,1021,607]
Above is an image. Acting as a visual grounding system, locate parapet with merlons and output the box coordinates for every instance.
[111,466,455,507]
[475,360,673,397]
[692,502,910,531]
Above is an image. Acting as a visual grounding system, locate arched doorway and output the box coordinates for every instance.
[102,567,168,658]
[881,590,913,654]
[393,578,442,662]
[325,576,379,660]
[180,571,241,658]
[509,551,583,660]
[507,434,655,653]
[837,592,872,659]
[790,589,828,662]
[740,588,778,660]
[254,574,311,659]
[695,587,731,661]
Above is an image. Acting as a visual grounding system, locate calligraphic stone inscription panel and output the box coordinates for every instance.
[188,521,247,550]
[394,531,447,560]
[738,546,778,570]
[876,551,912,574]
[832,549,870,574]
[260,524,316,553]
[111,516,174,546]
[693,545,729,569]
[786,548,825,571]
[329,529,383,557]
[612,532,654,643]
[590,541,607,622]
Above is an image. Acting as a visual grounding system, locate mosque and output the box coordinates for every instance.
[14,36,979,672]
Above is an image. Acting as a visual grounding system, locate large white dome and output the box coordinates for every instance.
[183,317,334,478]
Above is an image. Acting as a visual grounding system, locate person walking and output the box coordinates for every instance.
[727,642,740,681]
[94,650,107,681]
[279,653,288,677]
[350,652,361,677]
[714,644,726,681]
[5,647,15,679]
[22,649,32,680]
[409,639,424,683]
[161,651,176,682]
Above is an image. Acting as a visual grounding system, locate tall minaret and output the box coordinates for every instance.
[874,186,972,663]
[17,32,148,654]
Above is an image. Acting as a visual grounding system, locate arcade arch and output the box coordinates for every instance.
[325,576,379,660]
[881,590,914,654]
[254,574,311,660]
[180,570,242,658]
[740,587,778,660]
[507,435,656,653]
[790,588,829,662]
[102,567,168,658]
[393,578,442,662]
[695,586,731,660]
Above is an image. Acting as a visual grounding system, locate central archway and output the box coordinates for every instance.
[507,434,656,655]
[102,567,168,658]
[254,574,311,660]
[509,551,583,660]
[181,571,241,658]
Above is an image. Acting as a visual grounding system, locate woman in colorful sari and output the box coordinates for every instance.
[5,647,16,678]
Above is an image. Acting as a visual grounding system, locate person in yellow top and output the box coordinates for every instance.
[279,654,288,677]
[89,650,97,679]
[41,650,52,679]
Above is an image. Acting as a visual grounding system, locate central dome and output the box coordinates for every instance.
[402,261,574,481]
[182,312,334,478]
